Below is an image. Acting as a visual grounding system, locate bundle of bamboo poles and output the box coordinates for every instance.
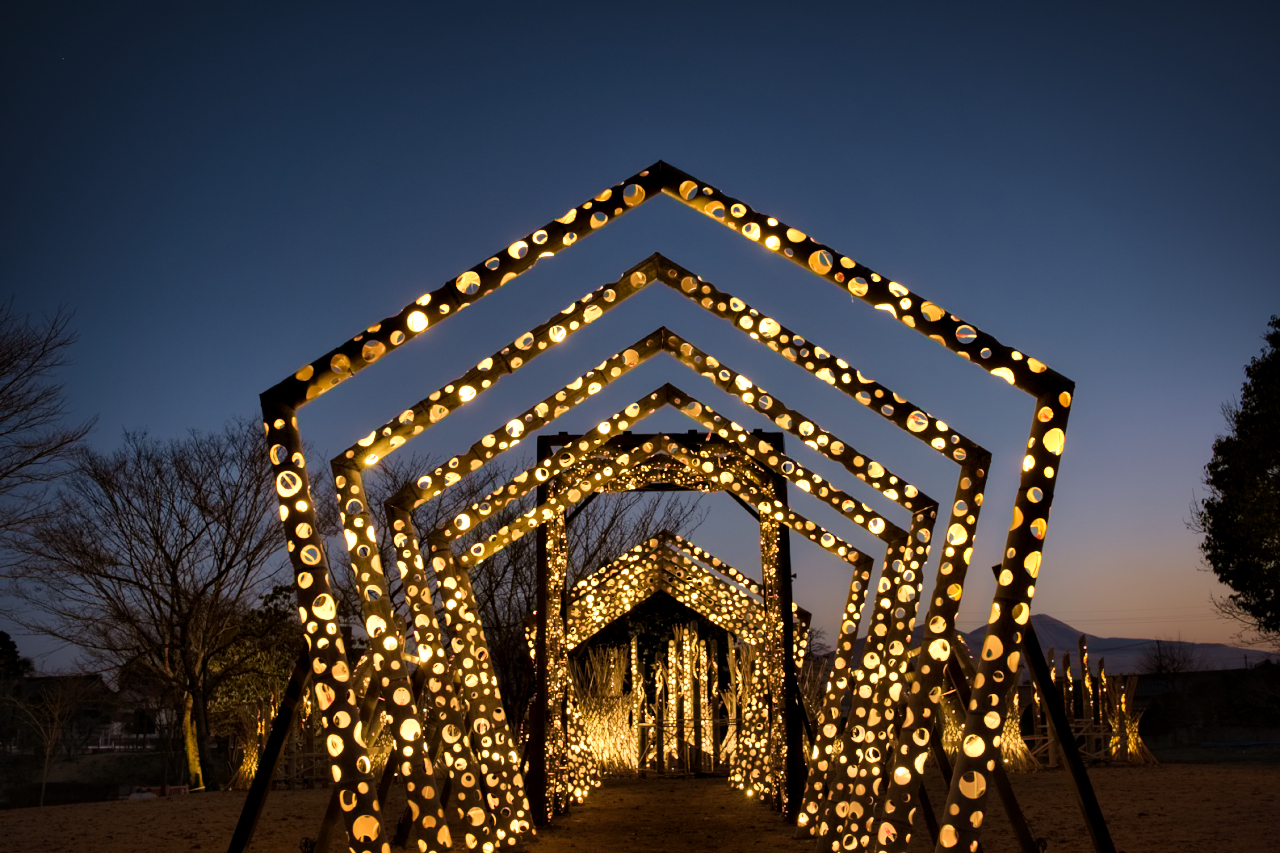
[1027,639,1157,767]
[570,646,635,776]
[939,631,1157,769]
[940,641,1037,771]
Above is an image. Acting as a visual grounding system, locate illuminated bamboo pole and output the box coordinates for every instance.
[631,633,642,774]
[733,647,744,781]
[685,627,696,771]
[691,625,702,773]
[329,458,454,852]
[675,630,685,772]
[424,543,532,838]
[548,508,571,815]
[386,505,497,849]
[258,401,389,852]
[744,644,772,798]
[1064,651,1076,721]
[706,638,715,770]
[1080,636,1093,727]
[837,455,992,850]
[797,553,875,836]
[655,659,666,774]
[930,392,1073,853]
[312,675,390,852]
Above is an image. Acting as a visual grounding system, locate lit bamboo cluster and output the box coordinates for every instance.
[660,625,716,773]
[1036,639,1156,767]
[571,646,635,775]
[259,162,1075,853]
[550,528,812,790]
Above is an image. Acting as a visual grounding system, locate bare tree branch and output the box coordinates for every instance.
[1,418,285,789]
[0,301,94,542]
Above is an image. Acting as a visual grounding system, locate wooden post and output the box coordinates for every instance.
[1046,648,1061,768]
[770,464,805,821]
[528,435,552,824]
[1020,608,1118,853]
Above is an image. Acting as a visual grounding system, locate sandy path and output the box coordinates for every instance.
[523,767,1280,853]
[527,777,800,853]
[2,765,1278,853]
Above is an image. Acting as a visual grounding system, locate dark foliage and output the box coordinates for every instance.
[1195,315,1280,641]
[0,629,33,678]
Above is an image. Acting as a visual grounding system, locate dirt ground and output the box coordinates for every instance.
[1,764,1278,853]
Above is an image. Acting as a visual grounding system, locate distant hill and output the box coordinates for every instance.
[955,614,1280,675]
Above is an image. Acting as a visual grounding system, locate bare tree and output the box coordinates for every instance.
[0,301,94,544]
[1138,636,1202,677]
[6,674,99,805]
[1210,595,1280,653]
[2,419,286,790]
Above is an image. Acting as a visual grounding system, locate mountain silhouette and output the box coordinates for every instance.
[951,614,1278,675]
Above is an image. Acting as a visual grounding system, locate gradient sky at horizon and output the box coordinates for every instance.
[3,2,1277,669]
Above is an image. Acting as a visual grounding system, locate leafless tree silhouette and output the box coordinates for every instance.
[0,301,94,546]
[3,420,285,790]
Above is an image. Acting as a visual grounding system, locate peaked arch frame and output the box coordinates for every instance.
[564,531,810,652]
[457,430,858,810]
[260,163,1074,853]
[328,252,983,841]
[316,251,959,833]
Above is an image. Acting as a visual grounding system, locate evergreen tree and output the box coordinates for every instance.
[1195,315,1280,641]
[0,629,33,678]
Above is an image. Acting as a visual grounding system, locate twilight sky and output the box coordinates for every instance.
[3,2,1277,666]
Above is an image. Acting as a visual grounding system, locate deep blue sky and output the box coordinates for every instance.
[3,2,1276,666]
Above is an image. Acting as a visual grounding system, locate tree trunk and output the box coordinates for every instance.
[192,687,220,791]
[39,747,52,806]
[183,695,204,790]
